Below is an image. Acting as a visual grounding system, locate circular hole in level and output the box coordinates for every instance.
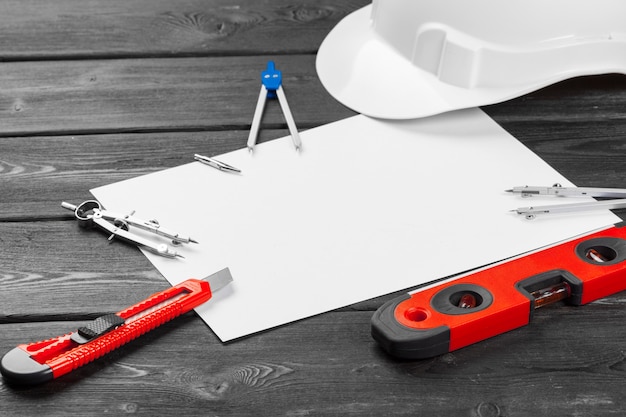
[449,291,484,309]
[585,245,617,263]
[404,307,428,322]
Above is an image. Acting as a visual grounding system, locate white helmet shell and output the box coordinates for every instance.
[316,0,626,119]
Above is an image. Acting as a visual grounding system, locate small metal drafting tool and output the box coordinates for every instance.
[247,61,302,152]
[194,153,241,174]
[0,268,233,385]
[507,184,626,219]
[62,200,198,258]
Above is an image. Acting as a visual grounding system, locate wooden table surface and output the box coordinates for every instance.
[1,1,625,416]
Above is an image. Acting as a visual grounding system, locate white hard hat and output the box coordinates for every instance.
[316,0,626,119]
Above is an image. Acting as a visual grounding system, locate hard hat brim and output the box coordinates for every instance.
[316,5,625,119]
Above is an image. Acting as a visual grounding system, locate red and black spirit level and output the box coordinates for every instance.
[372,223,626,359]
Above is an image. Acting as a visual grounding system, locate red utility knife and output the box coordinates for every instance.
[1,268,232,385]
[372,223,626,359]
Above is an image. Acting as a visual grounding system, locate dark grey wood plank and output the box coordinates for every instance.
[482,74,626,186]
[0,129,292,220]
[4,216,624,319]
[2,99,624,220]
[2,305,626,416]
[0,0,369,59]
[4,58,622,139]
[0,221,164,319]
[0,217,401,319]
[483,74,626,122]
[0,55,354,137]
[0,218,406,319]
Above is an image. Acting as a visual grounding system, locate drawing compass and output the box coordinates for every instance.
[247,61,302,152]
[62,200,197,258]
[507,184,626,219]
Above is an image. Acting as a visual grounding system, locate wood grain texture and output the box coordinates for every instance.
[0,0,370,59]
[1,0,626,415]
[0,219,408,320]
[0,129,292,219]
[0,222,161,320]
[2,306,626,417]
[0,55,354,136]
[1,76,624,219]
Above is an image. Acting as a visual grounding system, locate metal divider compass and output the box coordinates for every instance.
[247,61,302,152]
[507,184,626,219]
[62,200,197,258]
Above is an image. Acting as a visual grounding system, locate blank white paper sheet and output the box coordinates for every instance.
[92,109,620,341]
